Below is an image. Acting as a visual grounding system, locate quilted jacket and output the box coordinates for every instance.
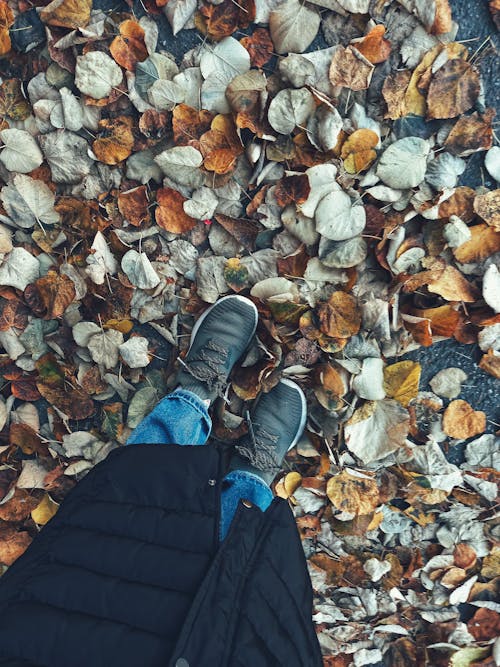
[0,444,323,667]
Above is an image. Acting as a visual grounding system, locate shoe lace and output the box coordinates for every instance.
[234,410,282,473]
[177,339,228,397]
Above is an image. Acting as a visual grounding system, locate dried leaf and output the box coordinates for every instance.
[329,45,374,91]
[240,28,274,67]
[31,493,59,525]
[316,292,361,338]
[444,109,495,157]
[93,116,134,165]
[110,20,148,71]
[427,59,480,120]
[75,51,123,100]
[354,25,391,64]
[327,470,379,515]
[200,114,243,174]
[29,271,76,319]
[0,128,43,173]
[0,79,30,120]
[341,129,378,173]
[40,0,92,29]
[383,361,421,407]
[474,190,500,230]
[1,174,59,229]
[155,187,197,234]
[442,400,486,439]
[452,224,500,263]
[118,186,149,227]
[268,88,315,135]
[269,0,320,55]
[196,0,255,41]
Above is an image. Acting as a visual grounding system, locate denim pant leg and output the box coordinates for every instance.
[126,389,211,445]
[220,470,273,540]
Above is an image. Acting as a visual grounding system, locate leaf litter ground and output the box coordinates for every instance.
[0,0,499,664]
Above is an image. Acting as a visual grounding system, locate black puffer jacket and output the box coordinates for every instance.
[0,444,323,667]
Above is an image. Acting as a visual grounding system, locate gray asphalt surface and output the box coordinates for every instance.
[131,0,499,434]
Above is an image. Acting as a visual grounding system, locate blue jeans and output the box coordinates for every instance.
[126,389,273,540]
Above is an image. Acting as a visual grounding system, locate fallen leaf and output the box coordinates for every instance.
[121,249,160,289]
[329,45,374,91]
[240,28,274,67]
[479,349,500,379]
[474,190,500,230]
[172,104,214,146]
[0,128,43,173]
[0,2,13,55]
[354,25,391,64]
[313,363,346,410]
[444,109,495,157]
[274,174,311,207]
[341,129,378,173]
[200,114,243,174]
[31,493,59,525]
[119,336,150,368]
[268,88,316,135]
[110,19,148,71]
[1,174,60,229]
[164,0,197,35]
[226,70,266,116]
[215,214,260,251]
[75,51,123,100]
[9,422,48,456]
[383,361,421,407]
[40,0,92,29]
[92,116,135,165]
[118,186,149,227]
[327,470,379,515]
[452,224,500,263]
[0,248,40,291]
[0,525,31,566]
[345,399,410,464]
[427,59,480,120]
[376,137,430,189]
[39,131,93,184]
[269,0,320,55]
[382,70,412,120]
[427,265,479,302]
[429,367,467,399]
[316,292,361,338]
[442,400,486,439]
[36,354,95,420]
[0,79,30,120]
[196,0,255,41]
[316,190,366,241]
[87,329,124,369]
[27,271,76,319]
[224,257,250,292]
[155,187,197,234]
[154,145,204,187]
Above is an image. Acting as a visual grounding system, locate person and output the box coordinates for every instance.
[0,295,323,667]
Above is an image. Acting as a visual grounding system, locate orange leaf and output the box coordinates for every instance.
[200,114,243,174]
[26,271,76,319]
[196,0,255,41]
[341,128,379,173]
[93,116,134,165]
[442,400,486,439]
[453,223,500,263]
[327,470,379,516]
[412,304,461,338]
[110,19,148,71]
[118,186,149,227]
[316,292,361,339]
[155,187,196,234]
[427,59,481,120]
[354,25,391,64]
[172,104,214,146]
[0,525,32,566]
[427,265,479,303]
[430,0,452,34]
[329,45,374,91]
[0,2,13,55]
[479,349,500,379]
[240,28,274,67]
[40,0,92,29]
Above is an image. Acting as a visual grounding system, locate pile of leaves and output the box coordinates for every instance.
[0,0,499,664]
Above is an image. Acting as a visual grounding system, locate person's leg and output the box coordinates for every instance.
[219,379,307,540]
[126,388,211,446]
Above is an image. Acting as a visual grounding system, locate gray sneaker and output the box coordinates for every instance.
[229,379,307,485]
[177,295,258,403]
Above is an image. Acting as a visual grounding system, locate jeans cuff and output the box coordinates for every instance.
[169,388,211,423]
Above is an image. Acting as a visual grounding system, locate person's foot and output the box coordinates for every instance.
[176,295,258,404]
[228,379,307,485]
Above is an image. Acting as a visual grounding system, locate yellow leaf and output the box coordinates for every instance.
[326,470,379,516]
[383,360,421,407]
[104,318,134,334]
[31,493,59,525]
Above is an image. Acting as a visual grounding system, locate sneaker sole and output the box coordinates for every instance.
[279,378,308,452]
[188,294,259,354]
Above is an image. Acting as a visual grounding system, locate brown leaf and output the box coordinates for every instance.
[341,129,378,174]
[0,2,14,56]
[299,310,347,353]
[354,25,391,64]
[200,114,243,175]
[453,224,500,263]
[35,354,95,421]
[138,109,170,142]
[172,104,214,146]
[118,186,149,227]
[453,543,477,570]
[491,0,500,29]
[427,266,479,302]
[27,271,76,319]
[438,186,476,222]
[93,116,135,165]
[382,70,412,120]
[110,19,148,71]
[0,79,30,121]
[196,0,255,41]
[240,28,274,67]
[215,214,260,251]
[313,363,346,411]
[155,187,196,234]
[327,470,379,515]
[11,376,41,402]
[56,197,105,236]
[442,399,486,439]
[427,59,480,119]
[277,244,309,278]
[474,190,500,230]
[329,45,374,91]
[316,292,361,338]
[10,423,49,456]
[479,349,500,379]
[40,0,92,29]
[0,525,32,566]
[468,608,500,642]
[444,109,495,157]
[0,487,42,522]
[431,0,452,34]
[0,298,29,331]
[274,174,311,207]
